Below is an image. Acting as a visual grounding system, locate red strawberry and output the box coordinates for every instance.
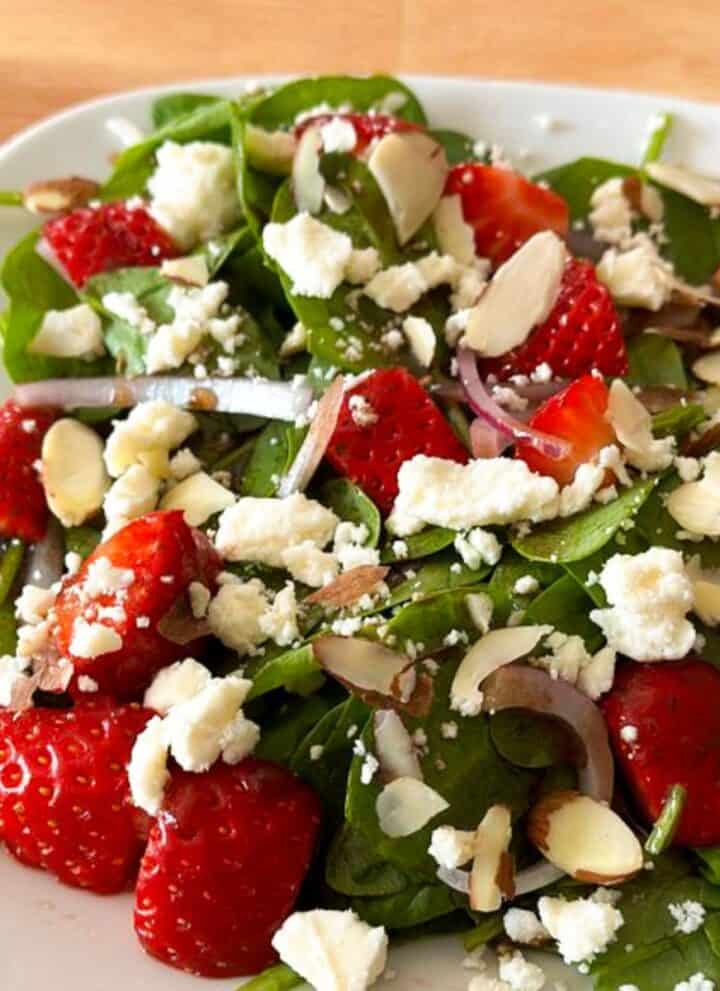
[295,112,420,156]
[43,202,178,287]
[602,659,720,847]
[53,511,222,701]
[0,698,152,892]
[134,758,321,977]
[479,258,628,382]
[326,367,468,513]
[515,374,616,485]
[445,163,569,266]
[0,400,57,542]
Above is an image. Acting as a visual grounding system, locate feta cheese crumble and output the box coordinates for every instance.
[538,894,624,964]
[668,900,706,935]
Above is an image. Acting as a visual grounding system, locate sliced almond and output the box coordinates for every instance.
[292,126,325,215]
[375,777,448,837]
[667,480,720,536]
[693,352,720,386]
[245,124,297,176]
[607,378,674,472]
[305,565,389,609]
[402,315,436,368]
[451,625,552,717]
[23,176,100,214]
[368,132,448,245]
[465,592,494,634]
[160,255,209,287]
[41,419,109,527]
[527,790,643,884]
[464,232,566,356]
[433,194,476,265]
[646,161,720,207]
[469,804,514,912]
[160,471,235,527]
[373,709,423,782]
[313,635,412,698]
[692,578,720,626]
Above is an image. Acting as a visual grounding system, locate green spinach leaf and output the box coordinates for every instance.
[151,92,223,129]
[326,824,409,897]
[535,157,635,220]
[627,334,688,390]
[386,549,490,607]
[523,574,604,650]
[380,527,455,563]
[319,478,381,547]
[350,882,461,930]
[247,643,323,700]
[0,541,24,606]
[240,420,307,497]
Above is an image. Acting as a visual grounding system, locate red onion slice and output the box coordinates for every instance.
[457,348,571,461]
[482,666,614,803]
[514,859,566,896]
[469,416,510,458]
[22,518,65,589]
[13,375,314,423]
[436,865,470,894]
[277,376,344,496]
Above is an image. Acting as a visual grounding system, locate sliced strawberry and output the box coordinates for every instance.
[53,511,222,701]
[0,400,57,543]
[479,258,627,383]
[325,367,468,513]
[43,202,178,287]
[602,659,720,847]
[445,163,569,266]
[295,112,421,156]
[0,698,152,892]
[515,374,615,485]
[134,758,321,977]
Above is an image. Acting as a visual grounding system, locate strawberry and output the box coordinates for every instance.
[325,367,468,513]
[445,163,569,266]
[0,698,151,892]
[0,400,57,543]
[602,659,720,847]
[294,112,420,156]
[479,258,628,382]
[43,202,178,287]
[134,758,321,977]
[53,511,222,701]
[515,374,616,485]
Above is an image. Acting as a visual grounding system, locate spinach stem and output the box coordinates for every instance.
[645,783,687,856]
[0,190,23,206]
[641,112,674,166]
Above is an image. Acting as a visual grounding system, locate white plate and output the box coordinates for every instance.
[1,75,719,991]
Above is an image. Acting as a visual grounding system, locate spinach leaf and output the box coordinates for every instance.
[523,574,605,651]
[380,527,455,563]
[696,847,720,884]
[350,882,461,930]
[250,75,426,130]
[0,603,17,655]
[346,657,535,875]
[64,526,101,560]
[254,694,333,764]
[240,964,302,991]
[635,473,720,569]
[0,541,24,606]
[102,99,233,200]
[326,824,409,897]
[656,183,720,285]
[627,334,688,390]
[1,233,111,382]
[247,644,323,700]
[240,420,307,497]
[535,157,635,220]
[490,709,572,769]
[486,552,561,624]
[463,913,505,951]
[386,549,491,607]
[512,479,656,563]
[319,479,381,547]
[429,129,480,165]
[151,92,223,129]
[563,528,648,608]
[383,588,480,654]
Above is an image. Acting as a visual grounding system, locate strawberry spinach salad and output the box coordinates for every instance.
[1,75,720,991]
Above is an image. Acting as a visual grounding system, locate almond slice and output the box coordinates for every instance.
[245,124,297,176]
[375,777,448,837]
[646,161,720,207]
[692,352,720,386]
[41,419,109,527]
[450,625,552,717]
[527,790,643,884]
[433,194,476,265]
[292,126,325,215]
[692,578,720,626]
[464,231,566,356]
[666,453,720,536]
[368,132,448,245]
[306,565,389,609]
[402,315,436,368]
[469,804,514,912]
[23,176,100,214]
[373,710,423,782]
[160,255,209,287]
[313,635,413,698]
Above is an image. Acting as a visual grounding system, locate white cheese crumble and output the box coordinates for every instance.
[272,909,388,991]
[497,951,546,991]
[0,655,31,707]
[348,394,379,427]
[503,908,549,946]
[282,542,339,587]
[144,657,212,715]
[590,547,695,661]
[453,527,503,570]
[538,894,623,964]
[673,975,715,991]
[428,825,476,869]
[103,464,161,536]
[589,177,634,244]
[388,456,559,536]
[320,117,357,153]
[596,233,675,311]
[668,900,706,935]
[102,291,155,335]
[263,213,356,298]
[104,400,197,478]
[513,575,540,596]
[145,281,242,374]
[147,140,242,249]
[29,304,105,359]
[69,620,123,658]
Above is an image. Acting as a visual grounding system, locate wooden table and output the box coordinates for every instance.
[3,0,720,142]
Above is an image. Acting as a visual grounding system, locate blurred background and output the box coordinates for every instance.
[3,0,720,140]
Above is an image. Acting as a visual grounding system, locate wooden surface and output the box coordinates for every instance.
[3,0,720,142]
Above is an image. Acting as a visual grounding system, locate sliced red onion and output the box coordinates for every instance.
[277,376,344,496]
[510,379,568,402]
[22,518,65,589]
[514,859,566,896]
[482,666,614,803]
[13,375,314,423]
[469,416,510,458]
[457,348,571,461]
[436,865,470,894]
[36,237,74,286]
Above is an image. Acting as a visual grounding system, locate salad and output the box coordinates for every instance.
[1,74,720,991]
